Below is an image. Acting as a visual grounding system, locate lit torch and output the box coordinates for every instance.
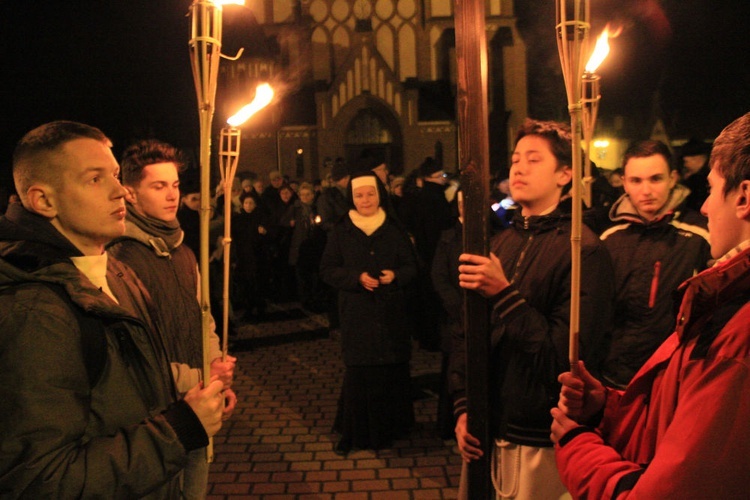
[556,0,591,373]
[582,25,620,207]
[557,1,618,373]
[189,0,244,463]
[219,83,274,360]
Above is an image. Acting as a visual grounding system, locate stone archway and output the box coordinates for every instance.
[331,94,404,174]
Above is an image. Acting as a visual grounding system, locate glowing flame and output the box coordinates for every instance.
[217,0,245,5]
[314,215,322,224]
[585,24,621,74]
[227,84,274,127]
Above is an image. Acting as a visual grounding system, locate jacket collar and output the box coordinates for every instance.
[0,203,83,269]
[510,205,569,233]
[608,183,690,226]
[676,246,750,339]
[0,204,126,315]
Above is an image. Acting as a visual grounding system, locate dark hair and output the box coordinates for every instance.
[120,139,185,187]
[514,118,572,171]
[621,139,673,173]
[12,121,110,203]
[711,112,750,196]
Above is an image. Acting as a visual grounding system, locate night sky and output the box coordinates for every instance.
[1,0,749,192]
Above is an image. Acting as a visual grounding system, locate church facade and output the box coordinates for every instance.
[219,0,527,181]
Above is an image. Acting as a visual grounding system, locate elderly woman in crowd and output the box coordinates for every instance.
[320,172,417,454]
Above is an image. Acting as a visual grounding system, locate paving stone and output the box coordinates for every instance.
[207,301,460,497]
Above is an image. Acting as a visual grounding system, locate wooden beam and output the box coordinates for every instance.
[454,0,492,498]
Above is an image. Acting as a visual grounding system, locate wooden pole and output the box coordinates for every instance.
[454,1,492,497]
[556,0,590,374]
[189,0,224,463]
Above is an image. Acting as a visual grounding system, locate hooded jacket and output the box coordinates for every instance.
[0,204,207,498]
[600,184,710,387]
[450,206,615,447]
[555,246,750,499]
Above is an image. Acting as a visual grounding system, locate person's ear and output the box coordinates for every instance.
[25,184,57,218]
[736,180,750,219]
[669,169,680,187]
[124,185,137,205]
[557,165,573,187]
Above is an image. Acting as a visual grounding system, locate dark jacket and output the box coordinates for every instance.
[107,217,222,392]
[409,181,455,267]
[681,163,709,213]
[0,204,206,498]
[600,186,711,387]
[317,185,349,233]
[108,220,202,369]
[431,220,463,353]
[231,208,267,279]
[320,214,417,366]
[450,207,615,447]
[282,200,321,267]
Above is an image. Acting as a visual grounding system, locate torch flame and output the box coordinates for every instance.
[585,24,621,74]
[217,0,245,5]
[228,84,274,127]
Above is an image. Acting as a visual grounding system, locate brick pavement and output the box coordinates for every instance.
[207,304,462,499]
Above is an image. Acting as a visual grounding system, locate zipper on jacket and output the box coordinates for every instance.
[511,234,534,283]
[648,261,661,308]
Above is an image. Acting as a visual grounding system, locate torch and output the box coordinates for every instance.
[557,1,615,373]
[218,83,274,361]
[556,0,590,373]
[582,25,618,207]
[188,0,244,463]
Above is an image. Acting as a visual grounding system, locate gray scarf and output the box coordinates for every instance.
[125,203,184,256]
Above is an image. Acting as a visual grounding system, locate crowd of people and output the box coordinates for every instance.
[1,110,748,498]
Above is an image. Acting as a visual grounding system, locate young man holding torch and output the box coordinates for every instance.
[552,112,750,498]
[451,118,614,499]
[107,139,236,498]
[0,121,225,497]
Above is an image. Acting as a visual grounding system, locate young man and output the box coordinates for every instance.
[107,139,237,498]
[0,121,224,497]
[451,119,614,499]
[552,112,750,498]
[600,140,711,388]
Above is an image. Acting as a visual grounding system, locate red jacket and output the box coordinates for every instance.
[556,246,750,499]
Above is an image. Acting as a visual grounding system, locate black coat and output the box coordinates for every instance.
[232,209,267,279]
[317,186,349,233]
[449,208,615,447]
[431,220,463,353]
[408,181,454,266]
[320,214,417,366]
[600,197,710,387]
